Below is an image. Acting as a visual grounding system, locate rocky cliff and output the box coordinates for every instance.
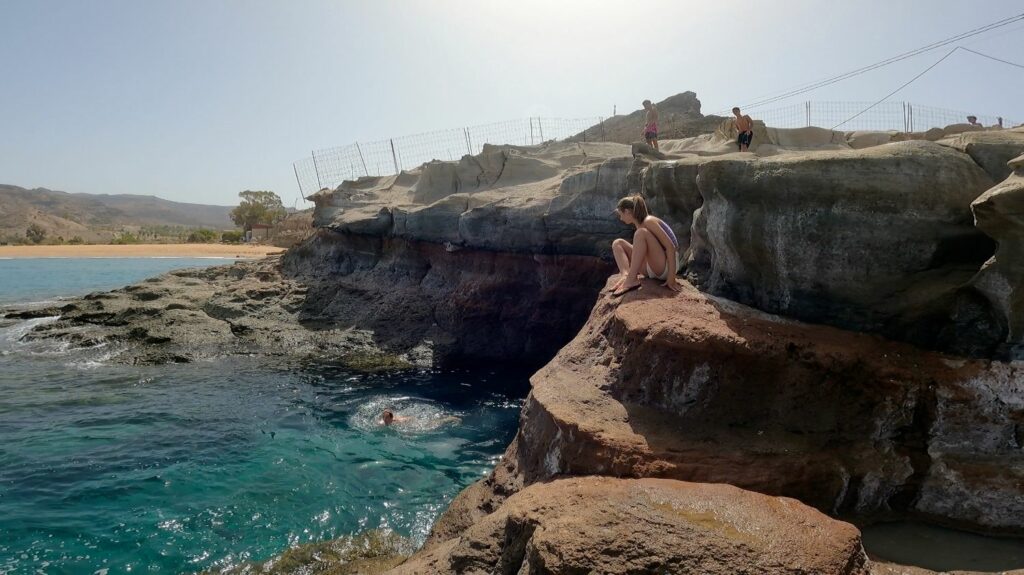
[10,99,1024,573]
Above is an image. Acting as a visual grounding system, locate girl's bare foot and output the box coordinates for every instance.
[611,279,641,297]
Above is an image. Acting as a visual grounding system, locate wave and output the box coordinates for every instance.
[0,316,60,344]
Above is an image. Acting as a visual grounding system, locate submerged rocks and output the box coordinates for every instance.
[392,477,869,575]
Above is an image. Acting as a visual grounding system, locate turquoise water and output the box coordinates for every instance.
[0,260,526,574]
[0,257,240,305]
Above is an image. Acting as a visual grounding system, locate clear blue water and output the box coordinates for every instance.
[0,257,240,306]
[0,260,526,574]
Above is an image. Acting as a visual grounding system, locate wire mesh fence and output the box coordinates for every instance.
[755,100,1015,132]
[294,117,602,197]
[295,102,1018,197]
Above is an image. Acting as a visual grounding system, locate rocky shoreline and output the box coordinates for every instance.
[7,95,1024,574]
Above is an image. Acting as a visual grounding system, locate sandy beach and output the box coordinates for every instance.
[0,243,286,259]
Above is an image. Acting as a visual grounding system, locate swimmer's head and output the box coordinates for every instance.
[382,409,395,425]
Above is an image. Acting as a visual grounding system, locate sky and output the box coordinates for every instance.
[1,0,1022,207]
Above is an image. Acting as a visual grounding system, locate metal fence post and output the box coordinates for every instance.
[805,101,811,127]
[599,117,605,140]
[538,118,544,142]
[311,151,323,190]
[464,128,472,155]
[355,142,368,176]
[293,163,304,198]
[390,139,399,174]
[530,118,534,145]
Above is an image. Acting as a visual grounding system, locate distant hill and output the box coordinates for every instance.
[0,184,235,243]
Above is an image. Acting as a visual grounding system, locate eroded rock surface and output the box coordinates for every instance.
[432,280,1024,541]
[6,234,611,366]
[391,477,869,575]
[686,141,996,349]
[938,128,1024,182]
[957,153,1024,359]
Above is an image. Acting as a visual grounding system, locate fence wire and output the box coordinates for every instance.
[295,103,1018,197]
[294,117,601,196]
[756,100,1015,132]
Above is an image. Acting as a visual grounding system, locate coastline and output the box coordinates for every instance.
[0,243,286,259]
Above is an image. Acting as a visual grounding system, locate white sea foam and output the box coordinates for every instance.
[69,344,126,369]
[0,316,60,344]
[349,395,460,435]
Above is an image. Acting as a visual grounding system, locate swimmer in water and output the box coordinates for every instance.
[380,409,411,426]
[380,409,461,427]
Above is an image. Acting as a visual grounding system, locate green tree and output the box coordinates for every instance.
[221,230,243,243]
[186,229,219,243]
[26,223,47,244]
[230,190,287,230]
[111,231,141,244]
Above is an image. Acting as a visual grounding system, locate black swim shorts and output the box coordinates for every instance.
[644,130,658,142]
[737,130,753,148]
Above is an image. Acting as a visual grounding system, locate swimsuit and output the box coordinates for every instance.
[645,219,678,280]
[644,122,658,141]
[737,130,753,149]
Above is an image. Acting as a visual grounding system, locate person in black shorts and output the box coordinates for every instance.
[732,107,754,152]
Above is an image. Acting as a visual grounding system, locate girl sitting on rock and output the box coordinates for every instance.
[611,195,681,296]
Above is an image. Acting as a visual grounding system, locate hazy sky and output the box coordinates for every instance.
[2,0,1022,207]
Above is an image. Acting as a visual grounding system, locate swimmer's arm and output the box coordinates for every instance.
[439,415,462,424]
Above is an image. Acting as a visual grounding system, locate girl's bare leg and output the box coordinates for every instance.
[642,228,668,279]
[622,228,653,289]
[611,239,633,291]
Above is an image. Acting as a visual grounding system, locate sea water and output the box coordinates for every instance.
[0,259,526,574]
[0,257,242,306]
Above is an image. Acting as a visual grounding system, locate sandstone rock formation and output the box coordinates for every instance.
[686,140,996,349]
[960,153,1024,359]
[392,477,870,575]
[938,128,1024,182]
[431,281,1024,543]
[570,91,726,144]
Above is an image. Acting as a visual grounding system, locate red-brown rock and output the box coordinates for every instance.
[391,477,869,575]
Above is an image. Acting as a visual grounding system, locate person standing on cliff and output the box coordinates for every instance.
[610,195,680,296]
[733,107,754,152]
[642,100,659,151]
